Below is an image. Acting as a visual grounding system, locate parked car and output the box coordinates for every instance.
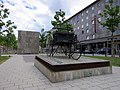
[83,50,95,54]
[96,48,111,54]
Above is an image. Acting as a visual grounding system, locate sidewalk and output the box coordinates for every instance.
[83,53,120,57]
[0,55,120,90]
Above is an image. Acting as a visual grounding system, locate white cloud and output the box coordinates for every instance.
[68,0,96,16]
[1,0,96,38]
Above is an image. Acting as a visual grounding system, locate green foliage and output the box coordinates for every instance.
[51,9,73,32]
[84,55,120,67]
[0,35,5,45]
[0,3,17,33]
[0,56,10,64]
[0,2,17,49]
[98,0,120,33]
[45,30,53,47]
[5,33,17,49]
[39,28,47,48]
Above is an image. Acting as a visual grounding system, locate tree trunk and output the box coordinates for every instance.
[111,32,114,57]
[0,49,1,56]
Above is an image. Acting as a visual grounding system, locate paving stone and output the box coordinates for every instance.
[0,83,14,88]
[103,88,111,90]
[38,84,52,89]
[88,82,101,86]
[98,83,111,89]
[69,82,83,87]
[107,82,120,87]
[32,82,48,87]
[50,82,65,87]
[27,80,40,84]
[84,86,102,90]
[0,82,11,86]
[66,86,81,90]
[4,86,19,90]
[110,86,120,90]
[18,84,33,89]
[15,82,28,86]
[78,83,94,88]
[24,87,39,90]
[45,86,60,90]
[57,84,72,90]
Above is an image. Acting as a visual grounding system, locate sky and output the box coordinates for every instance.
[0,0,96,38]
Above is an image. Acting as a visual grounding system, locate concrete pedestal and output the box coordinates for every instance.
[34,55,112,83]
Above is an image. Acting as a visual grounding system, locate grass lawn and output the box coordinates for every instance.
[0,56,10,64]
[84,55,120,67]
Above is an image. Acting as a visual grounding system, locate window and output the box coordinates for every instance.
[82,30,84,34]
[92,7,94,10]
[92,13,94,17]
[98,10,101,14]
[92,35,95,39]
[74,23,76,25]
[77,14,80,19]
[92,20,94,24]
[82,19,84,22]
[98,17,101,22]
[86,10,88,13]
[86,16,88,20]
[97,2,101,7]
[82,25,84,28]
[106,0,109,2]
[86,23,88,26]
[81,13,84,16]
[74,28,76,31]
[107,15,110,18]
[86,36,90,40]
[86,29,89,33]
[115,0,119,6]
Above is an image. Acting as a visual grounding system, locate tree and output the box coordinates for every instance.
[0,2,17,54]
[39,28,47,53]
[0,3,17,35]
[51,9,73,32]
[5,33,17,49]
[98,0,120,57]
[39,28,46,48]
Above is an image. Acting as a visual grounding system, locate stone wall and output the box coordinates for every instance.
[18,31,39,54]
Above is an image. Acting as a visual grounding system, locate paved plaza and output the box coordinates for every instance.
[0,55,120,90]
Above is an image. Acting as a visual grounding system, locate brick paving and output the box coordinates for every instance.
[0,55,120,90]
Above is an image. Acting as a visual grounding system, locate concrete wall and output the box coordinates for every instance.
[18,31,39,54]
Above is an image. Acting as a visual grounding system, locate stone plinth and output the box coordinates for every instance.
[34,55,112,83]
[18,31,39,54]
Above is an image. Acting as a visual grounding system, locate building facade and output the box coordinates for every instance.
[68,0,120,52]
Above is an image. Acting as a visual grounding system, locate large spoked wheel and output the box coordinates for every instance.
[71,41,82,60]
[46,43,59,56]
[46,44,52,56]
